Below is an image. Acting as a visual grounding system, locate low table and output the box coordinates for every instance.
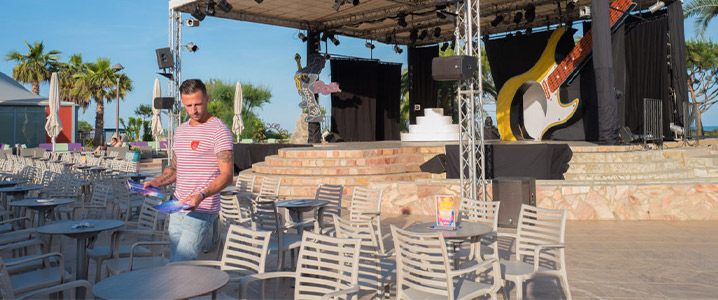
[93,265,229,300]
[0,184,44,210]
[276,199,329,235]
[405,221,492,269]
[9,198,75,226]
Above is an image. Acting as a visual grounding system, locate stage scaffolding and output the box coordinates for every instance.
[167,9,183,159]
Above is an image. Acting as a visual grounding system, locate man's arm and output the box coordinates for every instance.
[182,150,234,207]
[144,153,177,188]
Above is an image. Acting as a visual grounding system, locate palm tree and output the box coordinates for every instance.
[73,57,133,146]
[4,41,61,94]
[57,54,91,110]
[684,0,718,36]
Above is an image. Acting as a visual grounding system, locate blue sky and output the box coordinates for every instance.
[1,1,717,133]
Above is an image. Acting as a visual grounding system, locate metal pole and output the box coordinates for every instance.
[116,76,120,139]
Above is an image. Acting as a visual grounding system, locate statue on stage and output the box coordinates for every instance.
[294,53,340,123]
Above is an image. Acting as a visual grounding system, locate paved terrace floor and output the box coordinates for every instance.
[23,212,718,300]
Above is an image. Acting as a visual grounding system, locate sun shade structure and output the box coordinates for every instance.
[45,72,63,151]
[151,78,164,147]
[232,81,244,142]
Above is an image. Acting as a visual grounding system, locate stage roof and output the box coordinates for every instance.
[169,0,663,45]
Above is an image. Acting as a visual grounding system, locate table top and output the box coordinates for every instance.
[276,199,329,209]
[9,198,75,208]
[36,219,124,238]
[0,184,44,193]
[93,265,230,300]
[220,186,238,195]
[405,221,492,239]
[75,165,92,169]
[0,181,19,187]
[117,173,152,178]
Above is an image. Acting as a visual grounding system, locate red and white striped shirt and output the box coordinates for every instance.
[173,116,233,213]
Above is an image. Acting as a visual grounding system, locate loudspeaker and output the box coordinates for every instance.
[431,56,478,81]
[153,97,175,110]
[324,132,343,143]
[619,126,634,144]
[492,177,536,228]
[420,154,447,173]
[155,48,174,69]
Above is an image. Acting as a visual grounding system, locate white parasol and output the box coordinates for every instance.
[150,78,163,149]
[44,72,62,151]
[232,81,244,142]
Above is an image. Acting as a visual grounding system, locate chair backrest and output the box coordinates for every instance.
[219,194,247,229]
[459,197,500,230]
[315,184,343,224]
[136,200,161,231]
[333,215,387,295]
[250,199,282,234]
[391,225,454,299]
[349,187,382,223]
[235,174,256,197]
[515,204,567,266]
[85,182,113,219]
[294,231,361,300]
[257,176,281,200]
[0,257,14,299]
[219,225,272,276]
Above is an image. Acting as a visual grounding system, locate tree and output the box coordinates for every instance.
[57,54,91,111]
[134,104,153,121]
[686,39,718,135]
[78,120,92,132]
[4,41,61,94]
[73,57,133,146]
[684,0,718,36]
[205,79,272,139]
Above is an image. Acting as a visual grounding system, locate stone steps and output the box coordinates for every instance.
[569,150,665,163]
[566,159,681,174]
[263,153,427,167]
[275,146,444,158]
[564,168,692,181]
[252,161,422,176]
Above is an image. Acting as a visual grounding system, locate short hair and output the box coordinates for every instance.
[180,79,207,96]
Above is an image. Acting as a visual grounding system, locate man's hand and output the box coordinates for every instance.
[143,179,159,189]
[180,194,204,211]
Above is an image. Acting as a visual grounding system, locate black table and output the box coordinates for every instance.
[445,143,572,179]
[233,143,312,173]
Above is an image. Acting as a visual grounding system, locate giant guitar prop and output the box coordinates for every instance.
[293,53,341,123]
[496,0,634,141]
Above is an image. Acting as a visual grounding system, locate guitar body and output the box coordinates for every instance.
[496,27,578,141]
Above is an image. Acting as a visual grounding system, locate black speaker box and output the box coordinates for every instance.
[153,97,175,110]
[155,47,174,69]
[420,154,447,173]
[431,56,478,81]
[492,177,536,228]
[619,126,634,144]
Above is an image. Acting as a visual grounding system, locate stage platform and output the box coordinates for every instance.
[239,138,718,221]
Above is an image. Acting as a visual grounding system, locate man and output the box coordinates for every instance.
[144,79,234,262]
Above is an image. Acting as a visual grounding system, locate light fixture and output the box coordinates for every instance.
[217,0,232,13]
[437,11,447,19]
[513,11,523,24]
[449,40,455,50]
[491,14,504,27]
[353,0,359,5]
[398,13,408,27]
[526,27,533,35]
[321,32,329,42]
[330,35,340,46]
[186,42,199,52]
[394,44,403,53]
[365,41,375,49]
[255,0,263,3]
[205,0,216,16]
[185,18,200,27]
[433,27,441,38]
[385,34,393,43]
[298,32,307,42]
[419,29,428,40]
[566,0,577,14]
[333,0,346,11]
[191,6,206,21]
[409,29,418,44]
[649,0,665,13]
[440,42,449,52]
[525,5,536,23]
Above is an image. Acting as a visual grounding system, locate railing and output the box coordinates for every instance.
[643,98,663,149]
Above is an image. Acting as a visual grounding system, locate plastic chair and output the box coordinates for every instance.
[314,184,343,234]
[458,197,500,260]
[0,256,93,299]
[348,187,383,235]
[249,199,304,271]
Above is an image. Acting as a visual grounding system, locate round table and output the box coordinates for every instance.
[405,221,492,269]
[117,173,153,182]
[9,198,75,226]
[276,199,329,235]
[93,265,230,300]
[0,184,45,210]
[37,219,125,298]
[0,181,19,188]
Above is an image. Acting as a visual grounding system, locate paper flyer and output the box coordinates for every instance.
[152,200,191,214]
[434,195,456,229]
[126,179,165,198]
[81,156,87,166]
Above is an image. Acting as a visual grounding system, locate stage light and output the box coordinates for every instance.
[566,0,577,14]
[353,0,359,5]
[333,0,346,11]
[437,11,447,19]
[394,44,403,53]
[433,27,441,38]
[186,42,199,52]
[365,41,375,49]
[321,32,328,42]
[526,27,533,35]
[330,35,340,46]
[449,40,455,50]
[398,13,408,27]
[409,29,418,44]
[649,0,665,13]
[490,14,504,27]
[206,0,216,16]
[419,29,428,40]
[525,5,536,23]
[255,0,263,3]
[440,42,449,52]
[217,0,232,13]
[191,6,206,21]
[513,11,523,24]
[298,32,307,42]
[385,34,393,43]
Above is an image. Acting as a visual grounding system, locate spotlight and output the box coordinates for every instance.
[330,35,340,46]
[255,0,263,3]
[491,14,504,27]
[191,6,206,21]
[526,27,533,35]
[353,0,359,5]
[419,29,428,40]
[525,5,535,23]
[298,32,307,42]
[440,42,449,52]
[398,13,408,27]
[566,0,577,14]
[437,11,447,19]
[409,29,418,44]
[185,18,200,27]
[433,27,441,38]
[333,0,346,11]
[385,34,393,43]
[579,6,591,18]
[206,0,216,16]
[394,44,403,53]
[449,40,455,49]
[186,42,199,52]
[649,0,665,13]
[217,0,232,13]
[365,41,375,49]
[513,11,523,24]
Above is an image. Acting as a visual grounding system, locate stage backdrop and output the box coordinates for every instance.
[408,45,439,124]
[330,59,401,141]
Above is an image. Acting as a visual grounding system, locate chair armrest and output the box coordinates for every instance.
[532,243,565,272]
[449,257,499,278]
[0,216,29,226]
[6,252,65,282]
[0,227,36,238]
[110,229,166,255]
[376,249,395,258]
[240,271,296,299]
[128,241,170,270]
[169,260,222,268]
[320,285,361,300]
[282,219,315,230]
[495,232,514,238]
[17,280,93,300]
[0,238,43,252]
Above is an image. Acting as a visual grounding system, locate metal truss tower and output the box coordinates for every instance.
[168,9,183,158]
[454,0,486,201]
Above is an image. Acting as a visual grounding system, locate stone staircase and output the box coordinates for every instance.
[241,145,444,199]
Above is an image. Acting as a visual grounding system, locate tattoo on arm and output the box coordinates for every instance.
[217,150,233,163]
[154,153,177,186]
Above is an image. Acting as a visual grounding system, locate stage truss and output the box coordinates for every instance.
[168,9,183,159]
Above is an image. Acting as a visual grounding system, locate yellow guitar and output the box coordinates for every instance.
[496,0,633,141]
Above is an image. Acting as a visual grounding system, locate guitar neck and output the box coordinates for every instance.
[545,0,632,93]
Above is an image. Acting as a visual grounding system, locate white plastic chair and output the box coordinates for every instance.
[499,204,571,300]
[459,197,500,260]
[314,184,343,234]
[257,176,281,201]
[0,256,93,299]
[348,187,382,232]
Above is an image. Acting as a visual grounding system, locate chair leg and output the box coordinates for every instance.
[94,258,104,283]
[559,274,572,300]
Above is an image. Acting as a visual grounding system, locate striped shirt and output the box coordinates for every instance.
[173,116,233,213]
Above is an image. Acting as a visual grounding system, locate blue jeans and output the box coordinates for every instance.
[168,211,215,262]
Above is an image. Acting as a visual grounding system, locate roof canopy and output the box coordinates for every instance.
[169,0,660,46]
[0,72,75,106]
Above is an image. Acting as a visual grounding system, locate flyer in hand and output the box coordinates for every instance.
[126,179,165,198]
[433,195,457,230]
[152,200,191,214]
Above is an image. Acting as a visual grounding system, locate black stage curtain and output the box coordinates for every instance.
[408,46,439,124]
[445,144,572,180]
[668,0,689,125]
[330,59,401,141]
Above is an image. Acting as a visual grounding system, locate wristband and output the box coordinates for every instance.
[199,191,206,199]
